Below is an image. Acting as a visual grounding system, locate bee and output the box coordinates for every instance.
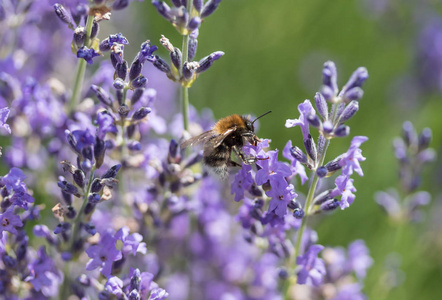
[181,111,272,178]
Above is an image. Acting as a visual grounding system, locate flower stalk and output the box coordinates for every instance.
[68,14,95,114]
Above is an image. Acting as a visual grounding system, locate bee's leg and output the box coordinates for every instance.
[233,146,256,165]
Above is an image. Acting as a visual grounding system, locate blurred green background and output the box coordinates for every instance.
[129,0,442,298]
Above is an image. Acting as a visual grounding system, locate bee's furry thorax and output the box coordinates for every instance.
[213,114,248,134]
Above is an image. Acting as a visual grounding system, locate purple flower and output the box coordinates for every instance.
[139,271,155,299]
[96,111,117,139]
[283,140,308,184]
[25,247,62,296]
[2,167,27,192]
[231,164,253,202]
[77,46,100,64]
[347,240,373,280]
[265,180,297,218]
[109,33,129,45]
[85,231,123,278]
[2,167,35,209]
[105,276,125,297]
[115,226,147,256]
[243,138,270,160]
[149,288,169,300]
[139,41,159,63]
[0,209,23,236]
[255,150,291,186]
[285,99,315,139]
[70,128,95,152]
[296,244,326,286]
[0,107,11,134]
[339,136,368,176]
[329,175,357,209]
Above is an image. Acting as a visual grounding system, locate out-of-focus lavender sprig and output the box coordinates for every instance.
[0,167,65,298]
[288,240,373,299]
[151,0,225,131]
[375,121,435,223]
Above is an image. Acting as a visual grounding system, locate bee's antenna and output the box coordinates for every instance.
[251,111,272,124]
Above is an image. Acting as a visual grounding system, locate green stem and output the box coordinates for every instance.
[69,165,96,253]
[180,0,193,132]
[67,14,95,115]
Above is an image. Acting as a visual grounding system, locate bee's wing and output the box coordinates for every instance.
[212,126,237,147]
[180,130,217,149]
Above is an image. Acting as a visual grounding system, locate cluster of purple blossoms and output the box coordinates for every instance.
[226,61,372,297]
[291,240,373,299]
[375,121,435,223]
[0,168,64,298]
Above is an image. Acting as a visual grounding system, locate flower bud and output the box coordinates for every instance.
[290,146,308,164]
[201,0,222,18]
[116,61,128,80]
[293,208,305,219]
[418,128,432,151]
[307,113,321,128]
[132,107,152,121]
[188,16,201,32]
[73,169,86,188]
[153,55,171,74]
[113,0,129,10]
[90,21,99,39]
[57,180,81,197]
[152,1,172,21]
[321,61,338,100]
[316,166,327,178]
[132,76,147,88]
[197,51,224,73]
[323,120,333,134]
[188,31,198,60]
[131,88,145,106]
[91,178,103,193]
[314,92,328,120]
[54,4,73,28]
[304,134,317,164]
[94,137,106,169]
[129,59,143,82]
[339,100,359,124]
[334,125,350,137]
[170,47,182,69]
[91,85,113,107]
[73,28,86,48]
[319,198,339,211]
[102,164,122,179]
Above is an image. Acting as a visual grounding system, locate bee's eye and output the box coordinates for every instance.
[246,121,253,131]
